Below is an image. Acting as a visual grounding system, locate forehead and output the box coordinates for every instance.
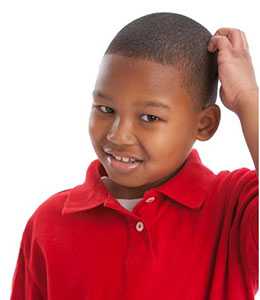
[94,54,190,108]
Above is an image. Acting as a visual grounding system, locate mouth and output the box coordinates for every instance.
[104,152,143,173]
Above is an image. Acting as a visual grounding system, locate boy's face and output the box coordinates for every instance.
[89,54,212,199]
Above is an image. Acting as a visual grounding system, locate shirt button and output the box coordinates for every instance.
[136,221,144,232]
[145,196,155,203]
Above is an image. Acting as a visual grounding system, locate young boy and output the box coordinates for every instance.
[10,13,258,300]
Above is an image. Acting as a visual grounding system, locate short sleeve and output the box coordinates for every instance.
[10,217,46,300]
[227,168,258,294]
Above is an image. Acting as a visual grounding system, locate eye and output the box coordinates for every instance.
[93,105,114,113]
[141,114,160,122]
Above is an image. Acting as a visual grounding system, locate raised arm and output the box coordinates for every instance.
[208,28,258,175]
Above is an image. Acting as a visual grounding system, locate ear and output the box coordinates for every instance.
[196,104,221,141]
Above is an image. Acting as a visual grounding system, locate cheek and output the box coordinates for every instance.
[88,114,103,145]
[142,122,194,157]
[141,124,177,147]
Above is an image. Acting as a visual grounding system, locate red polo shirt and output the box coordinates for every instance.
[10,148,258,300]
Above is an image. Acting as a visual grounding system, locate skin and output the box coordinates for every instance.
[88,54,221,199]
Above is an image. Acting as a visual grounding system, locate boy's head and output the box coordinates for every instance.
[89,12,221,198]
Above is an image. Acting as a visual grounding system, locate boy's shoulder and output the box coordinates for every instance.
[206,166,258,212]
[28,187,75,225]
[213,167,258,190]
[185,150,258,198]
[19,188,73,245]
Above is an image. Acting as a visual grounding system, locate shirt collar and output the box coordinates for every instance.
[62,148,215,215]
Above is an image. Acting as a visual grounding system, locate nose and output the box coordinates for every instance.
[106,118,135,145]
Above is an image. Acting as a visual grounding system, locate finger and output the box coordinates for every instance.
[214,28,244,49]
[240,31,249,49]
[208,35,232,52]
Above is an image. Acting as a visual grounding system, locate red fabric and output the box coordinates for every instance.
[10,148,258,300]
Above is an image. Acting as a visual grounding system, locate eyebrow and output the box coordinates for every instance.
[92,90,171,110]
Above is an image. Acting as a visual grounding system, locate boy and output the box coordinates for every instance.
[10,12,258,300]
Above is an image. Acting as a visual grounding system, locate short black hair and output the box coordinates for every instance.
[104,12,218,109]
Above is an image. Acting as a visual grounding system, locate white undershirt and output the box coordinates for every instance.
[101,176,143,211]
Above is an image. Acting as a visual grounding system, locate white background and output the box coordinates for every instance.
[0,0,259,299]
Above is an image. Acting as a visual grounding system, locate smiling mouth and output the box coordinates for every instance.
[104,152,143,173]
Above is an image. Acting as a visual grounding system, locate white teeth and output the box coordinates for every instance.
[112,154,136,163]
[122,157,130,162]
[114,155,123,161]
[105,150,140,163]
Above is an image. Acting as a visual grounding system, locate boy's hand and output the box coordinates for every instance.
[207,28,258,114]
